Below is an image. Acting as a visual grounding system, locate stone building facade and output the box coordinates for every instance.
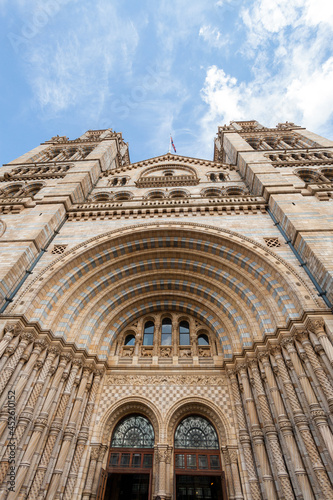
[0,120,332,499]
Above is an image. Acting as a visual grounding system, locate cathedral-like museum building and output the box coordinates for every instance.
[0,120,333,499]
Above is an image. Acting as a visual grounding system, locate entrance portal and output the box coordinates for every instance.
[97,414,155,500]
[174,416,228,499]
[176,474,224,500]
[105,473,150,500]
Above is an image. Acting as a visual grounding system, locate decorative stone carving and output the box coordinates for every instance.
[0,219,5,238]
[198,347,211,357]
[107,374,224,386]
[160,347,172,358]
[122,346,134,357]
[141,347,153,357]
[179,349,191,358]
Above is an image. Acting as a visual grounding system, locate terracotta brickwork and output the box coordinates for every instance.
[0,121,332,499]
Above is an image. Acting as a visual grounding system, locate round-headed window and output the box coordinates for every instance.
[198,334,209,346]
[175,416,219,449]
[179,320,190,345]
[124,334,135,346]
[111,415,155,448]
[161,318,172,345]
[143,320,154,346]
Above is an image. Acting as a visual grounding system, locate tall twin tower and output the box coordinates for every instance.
[0,120,332,499]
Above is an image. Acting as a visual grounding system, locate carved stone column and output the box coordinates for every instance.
[154,317,161,357]
[283,336,333,461]
[27,358,80,500]
[172,317,178,357]
[227,369,262,500]
[62,369,104,500]
[0,342,34,407]
[9,353,70,498]
[11,339,47,403]
[307,319,333,364]
[228,449,244,500]
[0,336,20,373]
[259,352,314,500]
[237,364,277,499]
[0,346,58,486]
[0,332,35,395]
[82,446,101,500]
[249,359,295,499]
[0,324,21,359]
[222,449,235,500]
[155,444,171,500]
[47,365,93,498]
[91,445,108,500]
[0,340,45,443]
[272,345,333,497]
[298,331,333,411]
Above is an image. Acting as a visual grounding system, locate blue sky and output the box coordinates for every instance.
[0,0,332,164]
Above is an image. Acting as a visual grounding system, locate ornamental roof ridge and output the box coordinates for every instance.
[123,153,232,170]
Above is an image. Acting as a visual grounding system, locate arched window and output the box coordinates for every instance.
[112,178,118,186]
[198,334,209,346]
[111,415,155,448]
[219,173,225,181]
[92,193,110,202]
[114,192,131,201]
[296,169,319,183]
[170,190,187,199]
[124,334,135,346]
[121,177,127,185]
[210,173,216,182]
[204,188,222,198]
[148,191,164,200]
[161,318,172,345]
[321,168,333,181]
[225,187,245,196]
[179,320,190,345]
[175,416,219,449]
[143,321,154,345]
[3,184,22,197]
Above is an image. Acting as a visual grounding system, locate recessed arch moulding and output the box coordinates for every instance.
[8,222,321,361]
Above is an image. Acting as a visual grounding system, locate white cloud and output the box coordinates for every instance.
[22,1,140,117]
[199,0,333,155]
[199,25,228,48]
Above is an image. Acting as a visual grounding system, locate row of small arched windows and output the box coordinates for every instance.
[209,173,227,182]
[0,182,44,198]
[110,177,128,186]
[124,319,210,346]
[91,186,247,203]
[295,168,333,183]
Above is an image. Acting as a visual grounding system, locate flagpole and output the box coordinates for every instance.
[169,134,171,153]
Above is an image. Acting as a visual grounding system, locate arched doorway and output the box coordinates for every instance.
[174,416,227,500]
[98,414,155,500]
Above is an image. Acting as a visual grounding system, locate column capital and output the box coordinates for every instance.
[307,317,325,335]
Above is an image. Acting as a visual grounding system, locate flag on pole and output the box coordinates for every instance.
[170,135,176,153]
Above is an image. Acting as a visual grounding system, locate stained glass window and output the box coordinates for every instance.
[111,415,155,448]
[175,416,219,449]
